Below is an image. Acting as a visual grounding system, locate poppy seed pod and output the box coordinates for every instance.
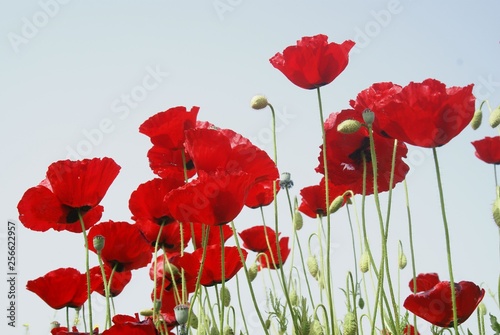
[279,172,294,189]
[362,108,375,126]
[490,106,500,128]
[470,108,483,130]
[337,119,362,134]
[50,321,60,330]
[250,95,269,110]
[92,235,105,253]
[174,304,190,325]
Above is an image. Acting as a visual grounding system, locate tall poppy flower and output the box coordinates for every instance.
[471,136,500,164]
[192,245,247,286]
[270,34,355,89]
[26,267,90,309]
[298,177,351,218]
[167,171,253,225]
[18,157,120,233]
[150,252,200,294]
[89,265,132,297]
[51,326,99,335]
[184,127,279,208]
[380,79,475,148]
[316,109,409,195]
[101,314,160,335]
[403,273,485,327]
[88,221,152,272]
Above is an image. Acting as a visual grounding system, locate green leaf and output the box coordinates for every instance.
[490,314,500,334]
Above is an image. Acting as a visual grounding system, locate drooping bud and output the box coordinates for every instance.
[247,263,258,282]
[489,105,500,128]
[293,209,303,230]
[360,251,370,273]
[220,286,231,307]
[343,312,358,335]
[398,247,407,269]
[362,108,375,126]
[279,172,294,189]
[140,309,154,317]
[250,95,269,110]
[493,197,500,228]
[478,302,487,316]
[174,304,190,325]
[470,108,483,130]
[307,255,319,278]
[337,119,362,134]
[93,235,105,253]
[329,195,345,214]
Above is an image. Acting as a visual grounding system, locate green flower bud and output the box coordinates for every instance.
[489,105,500,128]
[307,255,319,278]
[210,325,220,335]
[360,251,370,273]
[289,287,298,306]
[93,235,105,253]
[470,108,483,130]
[478,302,487,316]
[220,286,231,307]
[301,320,311,335]
[250,95,269,110]
[248,263,258,282]
[311,319,324,335]
[358,297,365,309]
[362,108,375,126]
[329,195,345,214]
[343,312,358,335]
[139,309,154,317]
[224,326,235,335]
[493,197,500,228]
[398,250,407,269]
[265,319,271,330]
[337,119,362,134]
[293,209,303,230]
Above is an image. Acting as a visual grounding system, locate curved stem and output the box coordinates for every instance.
[432,147,458,335]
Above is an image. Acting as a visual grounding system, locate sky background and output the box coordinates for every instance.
[1,1,500,334]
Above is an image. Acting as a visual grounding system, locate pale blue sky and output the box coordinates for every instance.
[1,1,500,334]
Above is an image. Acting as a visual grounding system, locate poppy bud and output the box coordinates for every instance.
[174,304,189,325]
[478,302,487,316]
[493,198,500,228]
[311,319,324,335]
[398,249,407,269]
[362,108,375,126]
[220,286,231,307]
[140,309,154,317]
[250,95,269,110]
[307,255,319,278]
[343,312,358,335]
[329,195,345,214]
[289,287,298,306]
[489,105,500,128]
[93,235,105,253]
[210,325,220,335]
[358,297,365,309]
[360,251,370,273]
[293,209,303,230]
[248,263,258,282]
[279,172,294,189]
[224,326,234,335]
[337,119,362,134]
[301,320,311,335]
[265,319,271,330]
[470,108,483,130]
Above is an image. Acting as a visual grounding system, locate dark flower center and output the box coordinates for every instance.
[65,205,92,223]
[348,137,372,165]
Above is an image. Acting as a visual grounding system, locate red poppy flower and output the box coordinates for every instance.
[316,109,409,195]
[89,265,132,297]
[51,326,99,335]
[136,220,191,253]
[101,314,159,335]
[26,267,90,309]
[167,171,253,225]
[471,136,500,164]
[18,158,120,233]
[270,34,355,89]
[146,144,196,180]
[298,177,351,218]
[409,272,440,292]
[403,325,419,335]
[184,127,279,208]
[192,245,247,286]
[403,273,485,327]
[88,221,152,272]
[150,252,200,294]
[239,225,290,270]
[191,222,233,249]
[380,79,475,148]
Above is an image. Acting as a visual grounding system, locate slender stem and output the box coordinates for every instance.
[219,227,226,334]
[77,211,93,333]
[432,147,458,335]
[235,272,250,334]
[96,250,111,328]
